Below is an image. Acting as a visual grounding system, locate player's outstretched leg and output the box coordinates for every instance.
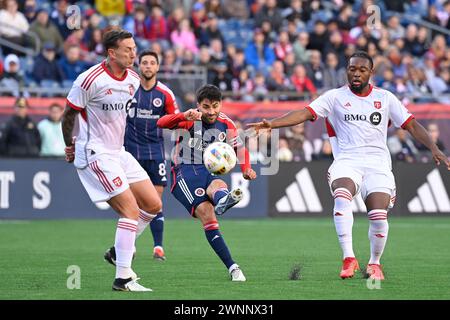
[211,185,243,216]
[197,202,246,281]
[366,209,388,280]
[150,211,166,260]
[333,187,359,279]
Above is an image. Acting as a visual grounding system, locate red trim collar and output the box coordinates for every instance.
[101,60,128,81]
[348,84,373,97]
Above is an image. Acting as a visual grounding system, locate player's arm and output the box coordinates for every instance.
[403,119,449,169]
[157,109,201,129]
[61,104,79,163]
[246,108,315,132]
[227,122,256,180]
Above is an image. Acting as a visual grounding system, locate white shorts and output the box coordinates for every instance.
[327,160,396,207]
[77,149,149,203]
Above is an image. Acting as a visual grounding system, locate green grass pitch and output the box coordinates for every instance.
[1,217,449,300]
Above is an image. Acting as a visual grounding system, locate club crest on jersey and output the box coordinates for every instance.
[218,132,227,141]
[128,85,135,96]
[195,188,205,197]
[370,112,382,125]
[153,98,163,108]
[374,101,382,109]
[113,177,123,187]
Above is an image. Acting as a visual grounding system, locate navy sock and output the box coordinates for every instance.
[204,222,235,269]
[213,188,229,206]
[150,212,164,247]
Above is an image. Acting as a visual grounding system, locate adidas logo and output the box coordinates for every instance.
[408,169,450,213]
[276,168,322,212]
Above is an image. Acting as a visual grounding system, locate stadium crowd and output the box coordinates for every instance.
[0,0,449,162]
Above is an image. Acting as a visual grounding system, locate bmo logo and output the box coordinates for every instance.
[344,114,367,121]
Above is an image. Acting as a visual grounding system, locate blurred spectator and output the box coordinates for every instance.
[386,15,405,40]
[387,128,418,162]
[415,123,446,158]
[0,0,30,55]
[64,28,90,62]
[50,0,71,39]
[266,60,293,93]
[254,0,283,33]
[209,38,225,65]
[32,41,64,84]
[190,2,208,38]
[324,31,347,68]
[0,53,24,96]
[123,6,151,40]
[305,50,325,89]
[29,8,64,53]
[283,52,296,77]
[23,0,37,23]
[212,61,233,91]
[37,103,65,157]
[171,18,199,54]
[198,12,225,47]
[244,28,276,75]
[283,0,308,25]
[276,137,293,162]
[167,6,185,35]
[147,5,169,42]
[228,48,246,78]
[323,52,346,90]
[284,123,314,162]
[293,31,310,65]
[87,28,104,58]
[290,64,317,100]
[307,20,328,53]
[0,97,41,157]
[337,4,354,32]
[252,72,269,102]
[274,31,293,62]
[231,68,254,102]
[59,45,90,82]
[222,0,249,19]
[197,46,215,82]
[206,0,224,18]
[316,138,334,160]
[161,48,181,74]
[247,136,266,163]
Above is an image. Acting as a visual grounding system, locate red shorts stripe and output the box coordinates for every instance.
[81,65,102,89]
[92,161,114,192]
[90,162,113,193]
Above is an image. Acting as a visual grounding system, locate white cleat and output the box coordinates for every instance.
[215,188,243,216]
[112,277,152,292]
[230,266,246,282]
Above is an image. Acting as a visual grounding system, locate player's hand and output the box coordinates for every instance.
[184,109,202,121]
[243,168,257,180]
[432,148,450,170]
[246,119,272,135]
[65,137,76,163]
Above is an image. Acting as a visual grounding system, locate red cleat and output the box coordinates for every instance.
[339,257,360,279]
[153,247,166,261]
[366,264,385,280]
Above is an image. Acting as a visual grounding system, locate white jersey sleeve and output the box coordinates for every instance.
[386,91,414,129]
[307,89,336,120]
[66,74,92,110]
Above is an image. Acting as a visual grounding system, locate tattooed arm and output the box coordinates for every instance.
[61,104,79,162]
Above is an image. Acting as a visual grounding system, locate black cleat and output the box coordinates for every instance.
[104,246,135,266]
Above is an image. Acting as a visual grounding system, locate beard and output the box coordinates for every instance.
[349,80,369,93]
[142,73,155,81]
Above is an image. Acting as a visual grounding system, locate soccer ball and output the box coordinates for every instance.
[203,142,237,175]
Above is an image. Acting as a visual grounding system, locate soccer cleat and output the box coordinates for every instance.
[339,257,360,279]
[230,266,246,282]
[112,277,152,292]
[104,246,135,266]
[153,247,166,261]
[366,264,385,280]
[214,188,243,216]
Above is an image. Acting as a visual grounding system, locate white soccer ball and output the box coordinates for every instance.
[203,142,237,175]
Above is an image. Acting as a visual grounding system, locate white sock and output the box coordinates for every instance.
[115,218,138,279]
[333,188,355,259]
[368,209,389,265]
[136,209,156,237]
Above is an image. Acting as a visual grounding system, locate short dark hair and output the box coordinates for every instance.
[138,50,159,64]
[103,29,133,53]
[196,84,222,103]
[349,50,373,69]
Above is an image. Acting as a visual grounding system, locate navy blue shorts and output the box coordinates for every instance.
[138,159,168,187]
[170,164,221,216]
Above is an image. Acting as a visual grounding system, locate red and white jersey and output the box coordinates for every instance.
[66,60,140,168]
[307,85,414,168]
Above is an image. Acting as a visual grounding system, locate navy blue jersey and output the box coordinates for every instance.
[157,112,251,172]
[125,81,179,160]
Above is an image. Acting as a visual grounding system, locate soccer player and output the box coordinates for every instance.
[104,50,179,264]
[62,29,162,292]
[157,84,257,281]
[247,51,449,280]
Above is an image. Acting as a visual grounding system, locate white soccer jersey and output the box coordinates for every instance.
[66,60,140,168]
[307,85,414,169]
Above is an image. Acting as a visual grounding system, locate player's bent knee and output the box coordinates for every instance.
[141,198,162,215]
